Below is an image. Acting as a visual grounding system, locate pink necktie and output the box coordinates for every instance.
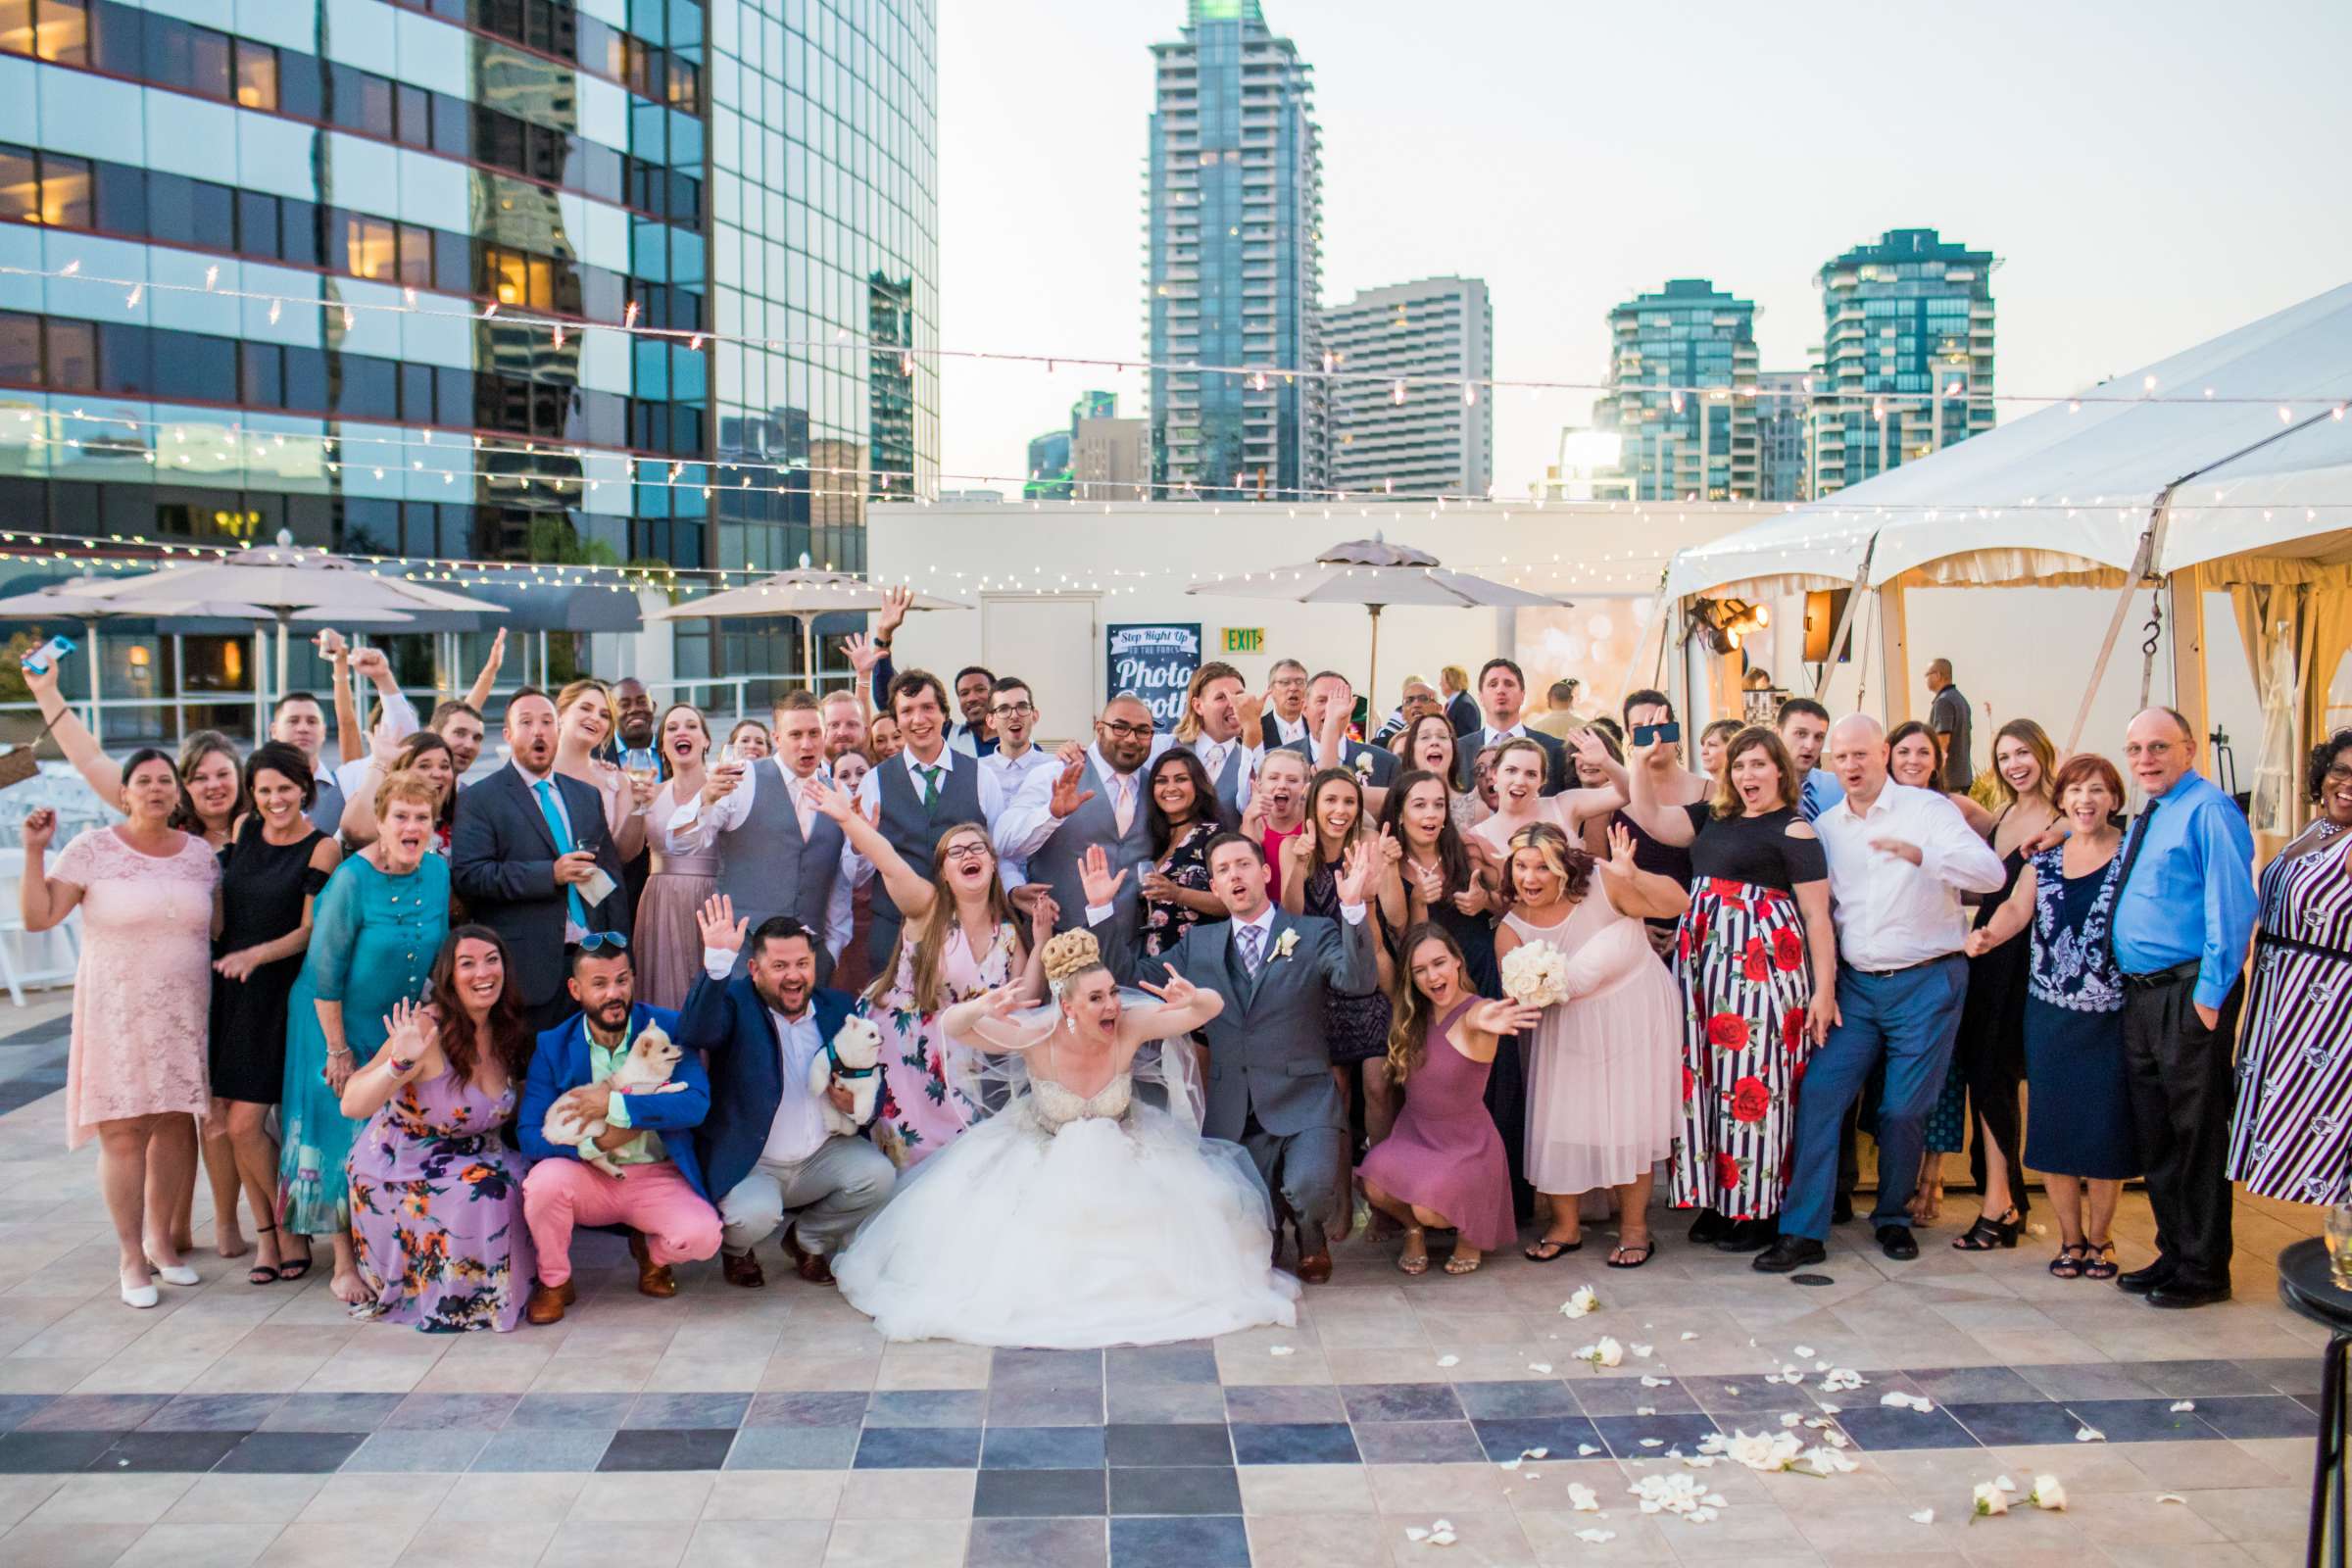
[1112,772,1135,836]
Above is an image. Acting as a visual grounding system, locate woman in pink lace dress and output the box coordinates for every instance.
[808,783,1051,1169]
[19,757,220,1310]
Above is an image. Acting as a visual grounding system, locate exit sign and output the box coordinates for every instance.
[1222,627,1264,655]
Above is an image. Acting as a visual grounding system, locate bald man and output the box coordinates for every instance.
[2105,708,2255,1309]
[1755,714,2006,1274]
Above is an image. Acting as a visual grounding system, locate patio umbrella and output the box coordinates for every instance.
[29,540,500,701]
[645,555,970,689]
[1185,533,1570,703]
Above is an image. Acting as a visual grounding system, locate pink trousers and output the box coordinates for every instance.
[520,1158,723,1287]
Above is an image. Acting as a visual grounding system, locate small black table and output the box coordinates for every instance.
[2278,1237,2352,1568]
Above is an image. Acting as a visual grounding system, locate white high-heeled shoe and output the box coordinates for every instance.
[121,1278,160,1309]
[145,1256,200,1288]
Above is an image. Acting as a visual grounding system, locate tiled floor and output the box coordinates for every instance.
[0,1003,2334,1566]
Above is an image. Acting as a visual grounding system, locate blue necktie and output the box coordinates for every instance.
[533,778,588,931]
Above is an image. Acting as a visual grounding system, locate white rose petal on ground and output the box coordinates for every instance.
[2170,1399,2195,1412]
[1793,1345,1816,1357]
[1567,1483,1601,1512]
[1437,1354,1459,1368]
[1909,1508,1935,1525]
[2074,1424,2105,1443]
[1574,1529,1616,1544]
[1680,1331,1698,1341]
[1270,1346,1296,1356]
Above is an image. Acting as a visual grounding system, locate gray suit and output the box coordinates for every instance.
[1148,906,1376,1242]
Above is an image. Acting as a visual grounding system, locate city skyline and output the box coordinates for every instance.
[940,0,2352,502]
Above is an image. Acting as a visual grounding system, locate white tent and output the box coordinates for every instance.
[1663,283,2352,830]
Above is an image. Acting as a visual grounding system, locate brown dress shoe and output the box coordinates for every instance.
[628,1232,678,1298]
[1295,1248,1334,1285]
[525,1279,575,1326]
[721,1249,766,1289]
[781,1226,835,1286]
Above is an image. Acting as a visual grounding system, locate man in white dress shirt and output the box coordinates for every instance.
[1756,714,2007,1273]
[978,676,1059,797]
[666,692,856,979]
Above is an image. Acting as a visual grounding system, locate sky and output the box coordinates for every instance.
[934,0,2352,500]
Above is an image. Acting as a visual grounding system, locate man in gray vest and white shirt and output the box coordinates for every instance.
[666,691,854,983]
[1176,661,1264,826]
[1020,692,1168,984]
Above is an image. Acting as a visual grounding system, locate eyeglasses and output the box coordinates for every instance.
[1101,719,1154,740]
[1632,721,1683,747]
[575,932,630,953]
[942,842,992,863]
[990,701,1035,717]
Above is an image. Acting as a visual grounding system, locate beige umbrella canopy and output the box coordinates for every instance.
[1186,533,1569,702]
[646,555,969,688]
[30,539,500,698]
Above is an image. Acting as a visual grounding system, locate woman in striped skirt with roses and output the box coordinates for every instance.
[1628,727,1837,1252]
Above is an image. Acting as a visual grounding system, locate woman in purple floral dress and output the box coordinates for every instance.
[340,928,534,1332]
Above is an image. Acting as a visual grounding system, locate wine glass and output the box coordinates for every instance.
[2327,1201,2352,1289]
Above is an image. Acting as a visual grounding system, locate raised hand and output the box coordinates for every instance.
[380,997,435,1073]
[876,583,912,640]
[482,626,507,670]
[20,806,56,854]
[806,777,858,823]
[698,892,749,954]
[312,627,347,661]
[1239,790,1266,841]
[1049,756,1096,820]
[1078,843,1128,908]
[1376,822,1402,868]
[1235,688,1266,736]
[702,755,746,805]
[368,717,406,766]
[1606,821,1642,875]
[1467,998,1545,1037]
[1137,970,1199,1009]
[350,647,391,682]
[18,654,57,700]
[1334,836,1376,906]
[1026,890,1059,943]
[846,632,886,678]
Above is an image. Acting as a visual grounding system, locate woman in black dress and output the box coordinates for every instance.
[210,742,341,1284]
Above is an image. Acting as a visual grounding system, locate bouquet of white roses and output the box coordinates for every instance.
[1499,940,1570,1008]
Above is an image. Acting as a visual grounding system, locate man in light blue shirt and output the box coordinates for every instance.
[2108,707,2256,1310]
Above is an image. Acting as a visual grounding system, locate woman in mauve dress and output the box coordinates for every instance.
[636,704,719,1009]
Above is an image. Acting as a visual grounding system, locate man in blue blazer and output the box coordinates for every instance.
[517,941,722,1325]
[452,688,630,1033]
[677,897,895,1288]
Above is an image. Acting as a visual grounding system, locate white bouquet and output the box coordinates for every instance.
[1499,940,1570,1008]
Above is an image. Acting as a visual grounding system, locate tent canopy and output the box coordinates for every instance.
[1666,282,2352,601]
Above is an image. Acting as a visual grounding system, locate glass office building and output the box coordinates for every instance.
[1592,278,1759,502]
[0,0,936,727]
[1810,226,1994,496]
[1146,0,1324,502]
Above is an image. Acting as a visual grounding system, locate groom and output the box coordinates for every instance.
[1091,835,1377,1283]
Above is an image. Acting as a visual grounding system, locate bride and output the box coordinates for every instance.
[833,929,1301,1348]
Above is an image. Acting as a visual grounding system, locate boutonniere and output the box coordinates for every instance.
[1350,750,1375,777]
[1272,927,1300,961]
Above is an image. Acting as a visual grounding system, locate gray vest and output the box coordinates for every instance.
[1182,735,1248,828]
[714,762,845,976]
[307,774,344,838]
[869,751,986,964]
[1027,757,1155,984]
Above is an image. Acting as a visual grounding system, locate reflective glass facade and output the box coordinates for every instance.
[1147,0,1324,501]
[0,0,935,698]
[1592,278,1759,502]
[1810,227,1994,496]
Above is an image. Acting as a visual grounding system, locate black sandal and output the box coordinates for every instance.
[274,1234,313,1281]
[1606,1240,1655,1269]
[1523,1236,1583,1262]
[1950,1206,2023,1251]
[2047,1243,2089,1279]
[2082,1241,2119,1280]
[247,1223,282,1286]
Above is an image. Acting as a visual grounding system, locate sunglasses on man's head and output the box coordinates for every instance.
[1632,722,1683,747]
[576,932,630,953]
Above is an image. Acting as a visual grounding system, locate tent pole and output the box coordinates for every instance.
[1617,578,1670,707]
[2169,564,2209,746]
[1812,534,1878,700]
[2066,528,2160,756]
[1879,581,1912,726]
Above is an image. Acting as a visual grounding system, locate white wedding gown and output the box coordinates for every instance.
[833,1071,1301,1348]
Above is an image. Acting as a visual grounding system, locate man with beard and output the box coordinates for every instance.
[597,676,660,911]
[1023,692,1164,981]
[518,941,721,1323]
[681,898,893,1287]
[666,692,853,983]
[819,690,868,764]
[452,688,631,1031]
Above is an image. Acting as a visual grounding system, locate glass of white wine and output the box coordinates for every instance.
[2327,1202,2352,1289]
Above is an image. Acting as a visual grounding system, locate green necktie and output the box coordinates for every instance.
[919,763,942,808]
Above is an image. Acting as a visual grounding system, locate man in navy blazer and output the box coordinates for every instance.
[675,898,895,1288]
[517,942,722,1325]
[452,688,630,1033]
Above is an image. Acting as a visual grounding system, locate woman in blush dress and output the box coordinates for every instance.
[342,928,534,1332]
[1360,924,1543,1275]
[637,704,718,1008]
[172,730,248,1260]
[19,759,220,1310]
[808,782,1052,1169]
[281,772,452,1304]
[1495,823,1689,1269]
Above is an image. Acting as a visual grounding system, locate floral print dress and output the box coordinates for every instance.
[1143,820,1221,957]
[348,1063,531,1333]
[870,921,1017,1169]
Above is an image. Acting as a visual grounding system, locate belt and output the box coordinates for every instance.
[2256,927,2352,965]
[2120,958,2201,990]
[1840,953,1963,979]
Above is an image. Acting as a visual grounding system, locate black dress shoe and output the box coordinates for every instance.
[1833,1194,1855,1225]
[2144,1279,2231,1309]
[2115,1257,2176,1296]
[1752,1236,1828,1273]
[1876,1224,1918,1260]
[1686,1208,1729,1246]
[1714,1217,1780,1253]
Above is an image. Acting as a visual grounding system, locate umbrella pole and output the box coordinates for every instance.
[801,613,817,696]
[1365,604,1383,720]
[275,616,290,709]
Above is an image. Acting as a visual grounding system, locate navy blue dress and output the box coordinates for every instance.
[2020,846,2136,1180]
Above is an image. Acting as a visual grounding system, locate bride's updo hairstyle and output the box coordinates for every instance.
[1042,930,1108,1004]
